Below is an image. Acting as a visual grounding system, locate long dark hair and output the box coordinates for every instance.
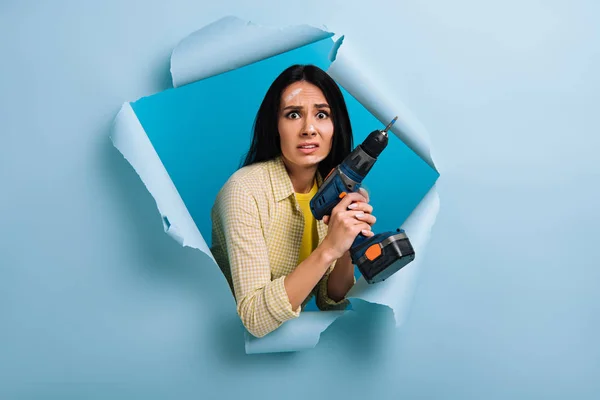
[241,64,353,179]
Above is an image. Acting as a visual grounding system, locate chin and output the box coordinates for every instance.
[284,152,326,169]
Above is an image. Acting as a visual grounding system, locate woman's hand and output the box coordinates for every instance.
[320,188,377,260]
[322,188,375,226]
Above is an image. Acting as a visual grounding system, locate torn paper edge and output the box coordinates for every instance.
[110,103,213,259]
[348,185,440,326]
[111,18,342,354]
[327,40,436,170]
[244,311,349,354]
[111,15,440,353]
[170,16,334,88]
[326,38,440,327]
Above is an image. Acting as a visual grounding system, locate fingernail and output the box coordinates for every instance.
[361,229,372,236]
[347,204,357,209]
[355,212,364,218]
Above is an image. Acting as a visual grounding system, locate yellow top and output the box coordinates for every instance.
[294,180,319,265]
[210,156,351,338]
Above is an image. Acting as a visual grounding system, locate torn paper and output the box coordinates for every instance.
[326,41,440,325]
[110,16,439,354]
[171,16,334,88]
[244,311,348,354]
[347,187,440,326]
[327,42,436,170]
[111,103,212,257]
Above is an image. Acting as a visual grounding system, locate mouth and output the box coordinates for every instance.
[297,142,319,154]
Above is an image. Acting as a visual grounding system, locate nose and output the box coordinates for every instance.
[301,120,317,137]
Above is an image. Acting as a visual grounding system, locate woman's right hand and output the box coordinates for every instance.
[320,191,376,260]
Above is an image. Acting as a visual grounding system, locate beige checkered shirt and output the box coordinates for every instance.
[211,156,350,338]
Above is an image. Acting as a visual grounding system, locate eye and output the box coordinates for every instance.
[316,111,329,119]
[286,111,301,119]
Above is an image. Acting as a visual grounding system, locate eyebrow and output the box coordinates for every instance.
[282,103,330,111]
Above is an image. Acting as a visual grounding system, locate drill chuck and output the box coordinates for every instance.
[343,127,391,180]
[361,129,389,158]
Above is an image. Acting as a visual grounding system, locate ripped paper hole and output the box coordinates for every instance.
[111,16,440,354]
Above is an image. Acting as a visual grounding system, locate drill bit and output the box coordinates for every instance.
[382,116,398,134]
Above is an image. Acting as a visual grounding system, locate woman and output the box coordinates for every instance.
[211,64,377,338]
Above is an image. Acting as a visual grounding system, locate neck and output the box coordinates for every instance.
[282,158,318,194]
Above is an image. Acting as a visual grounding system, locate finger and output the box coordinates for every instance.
[338,210,372,221]
[344,213,376,230]
[358,187,370,203]
[323,215,329,225]
[347,202,373,214]
[333,192,368,213]
[354,213,376,226]
[353,222,374,237]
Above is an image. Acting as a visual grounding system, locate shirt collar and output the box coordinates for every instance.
[268,156,323,202]
[267,156,328,244]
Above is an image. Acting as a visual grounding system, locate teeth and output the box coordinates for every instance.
[300,145,316,149]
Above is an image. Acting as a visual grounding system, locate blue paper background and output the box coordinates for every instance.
[1,1,599,399]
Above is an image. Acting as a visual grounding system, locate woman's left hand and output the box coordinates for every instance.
[322,188,375,228]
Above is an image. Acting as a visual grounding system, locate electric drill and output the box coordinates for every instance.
[310,117,415,284]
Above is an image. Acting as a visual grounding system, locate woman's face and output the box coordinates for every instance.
[278,81,334,171]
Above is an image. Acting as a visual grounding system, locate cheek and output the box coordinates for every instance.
[321,121,334,149]
[325,135,334,151]
[277,120,295,149]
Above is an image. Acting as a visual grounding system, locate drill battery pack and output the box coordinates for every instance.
[350,229,415,284]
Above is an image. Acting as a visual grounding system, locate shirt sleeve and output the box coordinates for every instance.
[314,260,355,311]
[213,179,300,338]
